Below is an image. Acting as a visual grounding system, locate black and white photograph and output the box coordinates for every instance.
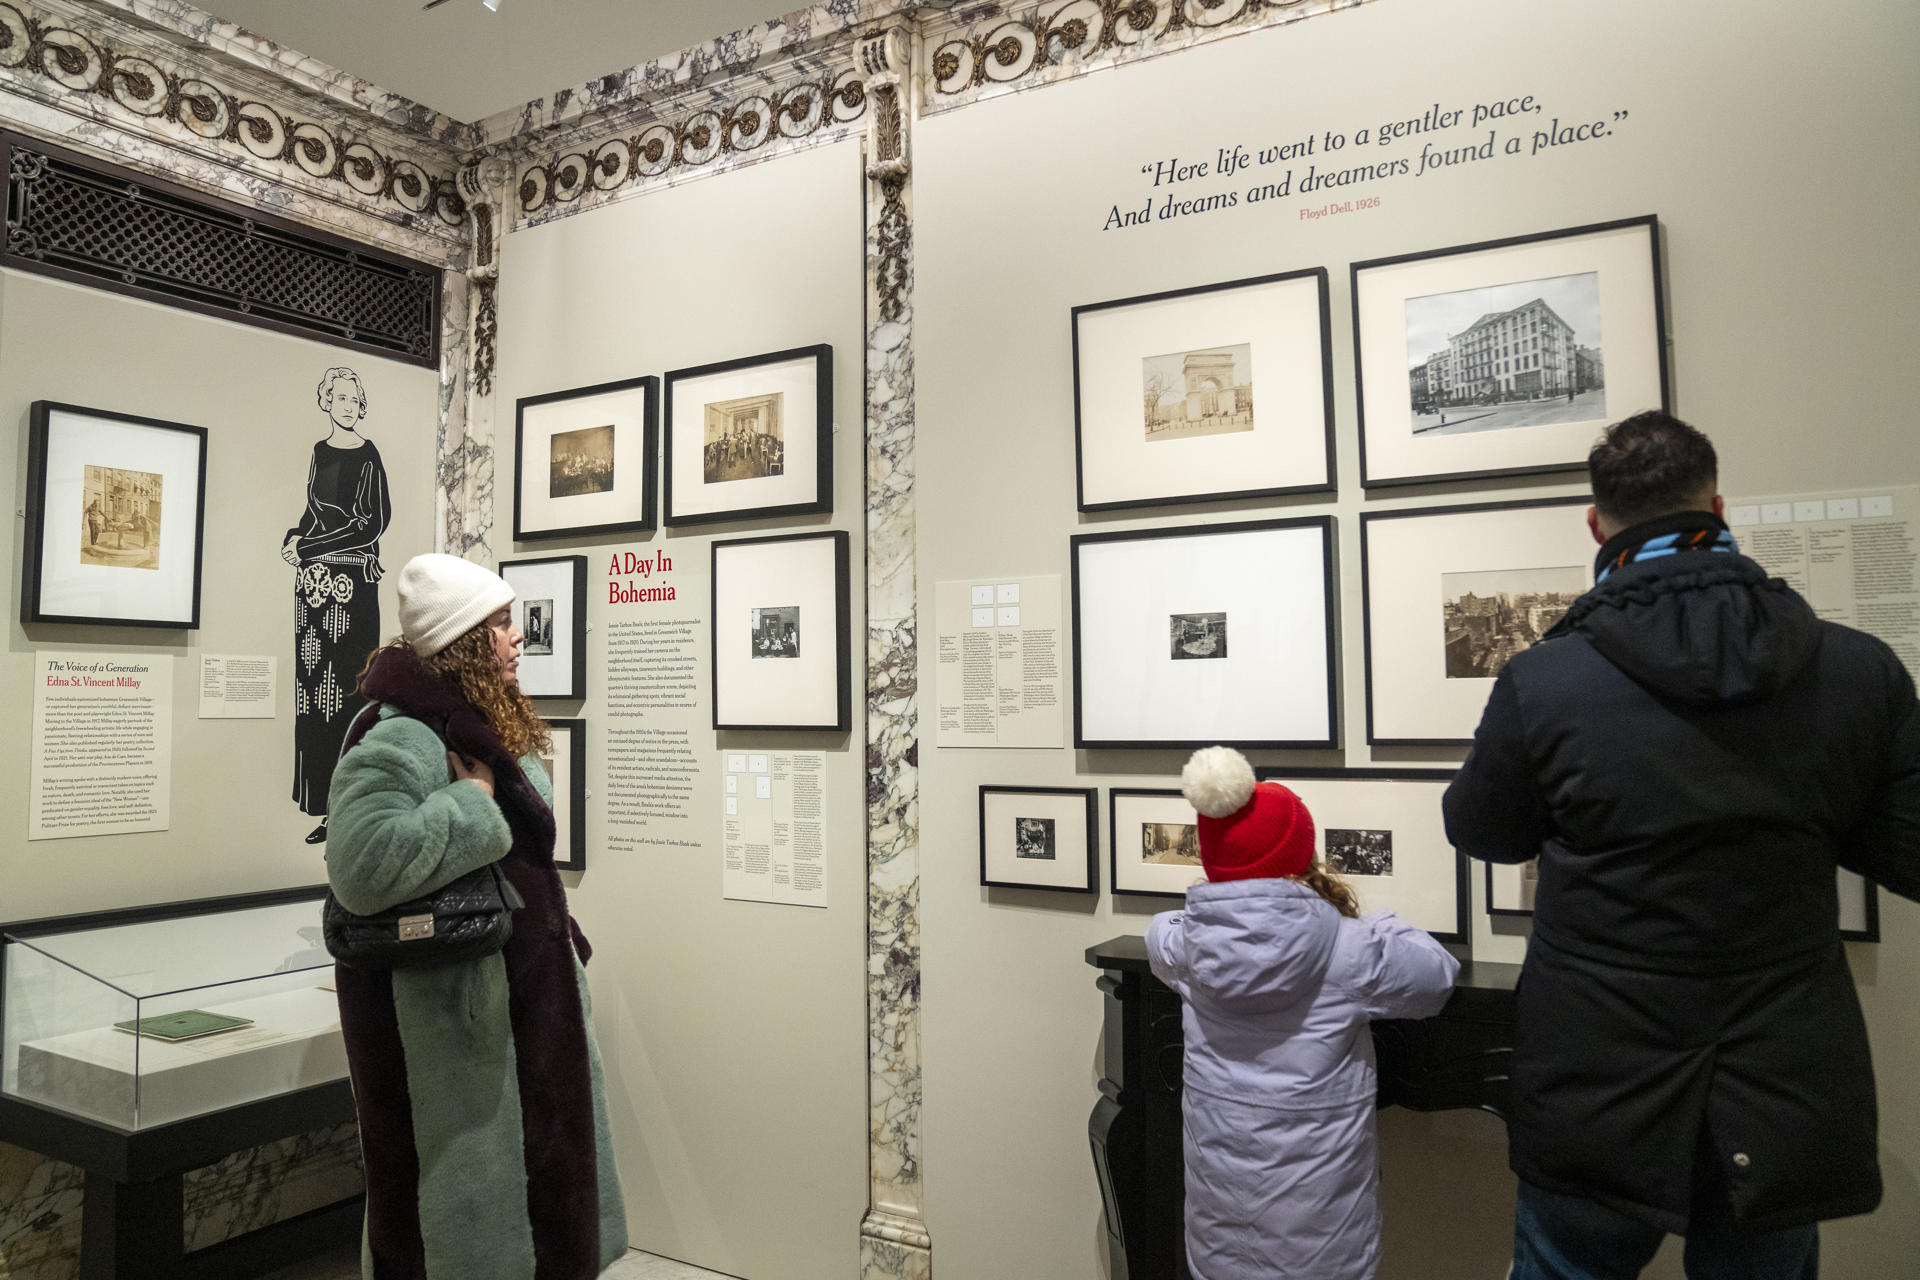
[1440,565,1584,679]
[548,423,615,497]
[1169,611,1228,660]
[703,391,785,484]
[523,598,554,656]
[1404,272,1604,436]
[751,605,801,659]
[80,464,163,571]
[1325,827,1394,877]
[1142,343,1254,441]
[980,785,1097,893]
[543,718,586,871]
[1141,822,1201,867]
[1014,817,1057,860]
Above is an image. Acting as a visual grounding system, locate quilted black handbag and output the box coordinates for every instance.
[321,703,527,970]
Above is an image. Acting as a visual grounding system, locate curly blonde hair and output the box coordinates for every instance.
[316,367,366,419]
[419,623,552,760]
[1298,861,1361,919]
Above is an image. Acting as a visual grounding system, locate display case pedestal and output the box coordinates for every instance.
[1085,934,1519,1280]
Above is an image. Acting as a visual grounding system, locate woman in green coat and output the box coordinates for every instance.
[327,552,627,1279]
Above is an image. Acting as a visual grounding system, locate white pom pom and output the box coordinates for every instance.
[1181,746,1256,819]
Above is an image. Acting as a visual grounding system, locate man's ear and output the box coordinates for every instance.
[1587,506,1604,545]
[1712,494,1726,519]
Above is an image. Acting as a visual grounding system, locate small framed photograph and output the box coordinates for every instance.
[513,375,658,541]
[710,530,850,731]
[539,718,586,872]
[500,555,587,701]
[1256,767,1466,942]
[1361,497,1594,746]
[979,785,1098,894]
[1109,788,1206,898]
[22,401,208,628]
[1072,516,1337,749]
[1352,215,1668,487]
[1490,861,1880,943]
[664,345,832,526]
[1071,268,1334,510]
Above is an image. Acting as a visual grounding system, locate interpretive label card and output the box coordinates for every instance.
[934,574,1065,748]
[722,750,828,908]
[197,654,277,719]
[31,652,173,839]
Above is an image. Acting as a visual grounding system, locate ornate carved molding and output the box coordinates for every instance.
[924,0,1371,111]
[0,0,465,236]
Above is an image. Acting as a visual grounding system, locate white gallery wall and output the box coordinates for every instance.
[913,0,1920,1276]
[0,269,442,921]
[491,140,869,1280]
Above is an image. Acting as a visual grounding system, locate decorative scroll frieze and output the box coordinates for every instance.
[923,0,1374,112]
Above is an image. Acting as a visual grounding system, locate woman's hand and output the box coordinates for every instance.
[449,751,496,798]
[281,536,301,566]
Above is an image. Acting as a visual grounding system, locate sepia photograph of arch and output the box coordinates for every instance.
[1142,342,1254,441]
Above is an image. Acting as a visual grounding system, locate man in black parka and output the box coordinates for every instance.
[1444,411,1920,1279]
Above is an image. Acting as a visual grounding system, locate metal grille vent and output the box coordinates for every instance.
[2,134,439,367]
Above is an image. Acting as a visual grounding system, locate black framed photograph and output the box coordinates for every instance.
[500,555,587,701]
[1361,497,1594,746]
[1072,516,1337,750]
[1489,860,1880,943]
[513,374,658,541]
[1109,788,1206,898]
[1071,268,1334,510]
[664,344,832,526]
[22,401,208,628]
[710,530,850,731]
[1256,767,1466,942]
[540,718,586,872]
[979,785,1098,894]
[1352,215,1667,487]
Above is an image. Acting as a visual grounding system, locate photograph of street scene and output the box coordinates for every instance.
[80,464,162,570]
[1404,271,1604,437]
[1441,566,1585,679]
[1140,821,1201,866]
[1142,343,1254,442]
[1325,828,1393,877]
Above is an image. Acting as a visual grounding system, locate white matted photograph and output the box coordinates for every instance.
[666,345,831,526]
[1353,216,1667,487]
[1073,516,1336,749]
[514,376,657,541]
[710,531,849,731]
[1362,498,1595,745]
[980,786,1097,893]
[23,401,208,628]
[540,718,586,872]
[500,556,586,701]
[1259,769,1465,940]
[1073,269,1333,511]
[1109,789,1207,898]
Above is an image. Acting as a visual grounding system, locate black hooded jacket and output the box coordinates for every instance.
[1444,513,1920,1233]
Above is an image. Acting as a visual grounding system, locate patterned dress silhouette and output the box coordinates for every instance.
[289,439,390,816]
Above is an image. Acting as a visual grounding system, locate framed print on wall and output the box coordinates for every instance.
[540,718,586,872]
[22,401,208,628]
[1072,516,1337,750]
[500,555,587,701]
[1071,268,1334,510]
[980,785,1098,894]
[710,530,851,731]
[1258,767,1467,942]
[1109,788,1206,899]
[1352,215,1668,487]
[664,344,832,526]
[1489,861,1881,944]
[1361,496,1594,746]
[514,374,658,541]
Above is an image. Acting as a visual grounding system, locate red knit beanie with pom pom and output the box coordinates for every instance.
[1181,746,1316,883]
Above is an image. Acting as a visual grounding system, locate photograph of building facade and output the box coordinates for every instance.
[1405,272,1606,435]
[1441,566,1585,679]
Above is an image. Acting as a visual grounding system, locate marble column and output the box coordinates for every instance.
[857,21,931,1280]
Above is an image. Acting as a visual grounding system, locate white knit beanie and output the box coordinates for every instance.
[396,553,515,657]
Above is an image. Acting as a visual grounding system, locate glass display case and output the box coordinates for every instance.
[1,894,345,1129]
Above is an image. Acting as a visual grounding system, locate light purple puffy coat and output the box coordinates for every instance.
[1146,878,1459,1280]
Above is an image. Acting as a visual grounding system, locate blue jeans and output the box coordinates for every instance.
[1512,1180,1818,1280]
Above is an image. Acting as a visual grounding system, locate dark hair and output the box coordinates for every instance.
[1587,410,1718,527]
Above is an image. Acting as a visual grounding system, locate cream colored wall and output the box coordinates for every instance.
[0,269,442,923]
[913,0,1920,1276]
[491,140,869,1280]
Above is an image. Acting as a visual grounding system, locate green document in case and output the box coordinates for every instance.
[112,1010,255,1042]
